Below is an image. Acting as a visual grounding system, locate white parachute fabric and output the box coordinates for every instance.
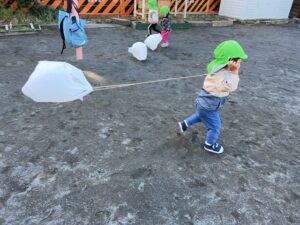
[128,42,147,61]
[144,34,162,51]
[22,61,93,103]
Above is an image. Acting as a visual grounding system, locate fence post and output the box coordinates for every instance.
[120,0,125,16]
[134,0,137,16]
[206,0,211,14]
[142,0,145,19]
[184,0,187,18]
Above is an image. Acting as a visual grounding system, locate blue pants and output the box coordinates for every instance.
[184,103,221,145]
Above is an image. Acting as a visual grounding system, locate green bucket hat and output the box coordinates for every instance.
[207,40,248,74]
[160,5,169,16]
[148,0,158,10]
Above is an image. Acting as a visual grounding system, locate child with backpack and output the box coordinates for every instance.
[58,0,87,54]
[146,0,160,37]
[178,40,248,154]
[160,6,171,47]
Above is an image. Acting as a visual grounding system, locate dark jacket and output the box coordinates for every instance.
[160,13,171,31]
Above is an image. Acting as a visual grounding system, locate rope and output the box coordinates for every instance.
[92,73,208,91]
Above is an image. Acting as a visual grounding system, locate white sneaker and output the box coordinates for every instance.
[161,42,169,48]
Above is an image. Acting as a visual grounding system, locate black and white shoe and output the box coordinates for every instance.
[178,120,188,133]
[204,141,224,154]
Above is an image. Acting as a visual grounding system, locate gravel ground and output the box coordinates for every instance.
[0,24,299,225]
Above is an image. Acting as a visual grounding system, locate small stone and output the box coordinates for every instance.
[122,138,131,145]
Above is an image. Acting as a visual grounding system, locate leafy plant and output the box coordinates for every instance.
[0,0,60,24]
[0,7,13,21]
[17,0,33,8]
[11,25,32,31]
[29,5,58,23]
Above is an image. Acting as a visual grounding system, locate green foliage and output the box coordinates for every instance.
[0,7,13,21]
[10,25,32,31]
[14,10,32,23]
[29,5,58,23]
[17,0,33,8]
[0,3,58,24]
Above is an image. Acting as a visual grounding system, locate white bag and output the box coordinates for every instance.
[22,61,93,103]
[144,34,162,51]
[128,42,147,61]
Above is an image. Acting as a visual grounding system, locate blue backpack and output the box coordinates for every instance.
[58,0,87,54]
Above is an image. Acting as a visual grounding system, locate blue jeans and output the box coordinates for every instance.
[184,103,221,145]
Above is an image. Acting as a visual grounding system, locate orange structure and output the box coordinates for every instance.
[42,0,134,15]
[171,0,220,14]
[3,0,134,15]
[3,0,18,12]
[3,0,220,16]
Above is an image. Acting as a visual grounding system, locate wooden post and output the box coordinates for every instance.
[142,0,145,19]
[134,0,137,16]
[72,0,83,60]
[206,0,211,15]
[120,0,125,16]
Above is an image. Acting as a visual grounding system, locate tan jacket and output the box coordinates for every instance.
[203,69,239,97]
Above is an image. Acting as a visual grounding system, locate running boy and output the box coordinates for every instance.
[178,40,248,154]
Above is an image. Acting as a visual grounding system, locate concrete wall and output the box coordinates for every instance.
[219,0,294,20]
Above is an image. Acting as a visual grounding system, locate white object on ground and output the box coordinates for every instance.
[144,34,162,51]
[128,42,147,61]
[22,61,93,103]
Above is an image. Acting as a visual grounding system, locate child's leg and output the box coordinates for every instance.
[200,110,221,145]
[161,30,168,44]
[179,113,201,133]
[164,31,170,43]
[152,24,160,33]
[147,24,160,36]
[185,113,201,127]
[147,24,153,35]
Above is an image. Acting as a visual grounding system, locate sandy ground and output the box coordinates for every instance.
[0,24,300,225]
